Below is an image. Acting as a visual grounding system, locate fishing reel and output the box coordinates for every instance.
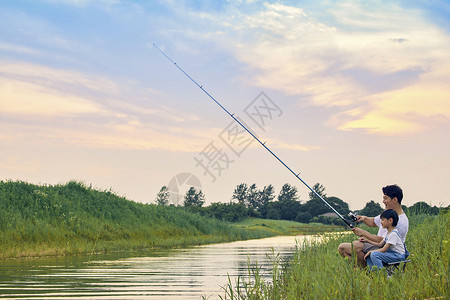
[348,212,358,222]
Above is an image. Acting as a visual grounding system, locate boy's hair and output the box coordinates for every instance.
[382,184,403,204]
[380,209,399,226]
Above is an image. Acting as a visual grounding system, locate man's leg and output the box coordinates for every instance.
[338,242,352,258]
[353,241,367,267]
[338,241,365,266]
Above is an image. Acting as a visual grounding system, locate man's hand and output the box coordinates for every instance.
[352,227,366,237]
[356,215,366,223]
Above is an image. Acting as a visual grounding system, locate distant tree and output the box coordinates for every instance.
[232,183,248,205]
[295,211,312,223]
[278,199,303,220]
[359,200,384,217]
[265,203,281,220]
[247,184,259,209]
[408,201,439,215]
[278,184,299,202]
[246,184,275,212]
[255,185,276,215]
[304,183,330,216]
[155,186,170,206]
[183,187,205,207]
[268,185,301,220]
[309,183,327,201]
[202,202,248,222]
[303,183,350,219]
[326,196,350,215]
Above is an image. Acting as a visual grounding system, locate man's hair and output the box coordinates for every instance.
[382,184,403,204]
[380,209,399,226]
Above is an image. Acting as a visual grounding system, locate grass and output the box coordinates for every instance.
[0,180,277,259]
[234,218,346,235]
[220,212,449,299]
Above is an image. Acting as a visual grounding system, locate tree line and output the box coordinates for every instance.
[155,183,446,223]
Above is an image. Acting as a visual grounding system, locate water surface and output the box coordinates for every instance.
[0,235,309,299]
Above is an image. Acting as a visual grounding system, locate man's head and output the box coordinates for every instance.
[382,184,403,209]
[380,209,399,228]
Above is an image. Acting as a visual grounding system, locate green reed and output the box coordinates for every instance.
[0,180,274,259]
[221,212,449,299]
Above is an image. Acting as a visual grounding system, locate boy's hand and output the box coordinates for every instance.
[359,237,367,242]
[364,251,372,261]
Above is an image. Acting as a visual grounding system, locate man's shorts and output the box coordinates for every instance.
[362,242,380,254]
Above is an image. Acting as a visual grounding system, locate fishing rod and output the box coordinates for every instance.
[153,43,354,229]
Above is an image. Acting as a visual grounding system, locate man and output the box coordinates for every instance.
[338,184,409,267]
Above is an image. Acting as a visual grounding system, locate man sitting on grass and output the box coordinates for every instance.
[338,184,409,267]
[362,209,407,270]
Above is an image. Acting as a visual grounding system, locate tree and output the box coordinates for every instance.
[183,187,205,207]
[359,200,384,217]
[304,183,330,216]
[231,183,248,205]
[407,201,439,215]
[247,184,259,209]
[309,183,326,201]
[258,185,275,209]
[155,186,170,206]
[303,183,350,219]
[273,184,302,220]
[252,185,276,217]
[295,211,312,223]
[202,202,249,222]
[326,196,350,215]
[277,184,299,202]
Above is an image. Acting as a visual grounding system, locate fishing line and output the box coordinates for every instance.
[153,43,354,229]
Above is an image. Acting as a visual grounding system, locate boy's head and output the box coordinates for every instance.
[380,209,399,227]
[382,184,403,208]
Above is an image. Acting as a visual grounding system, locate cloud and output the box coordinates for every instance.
[178,1,450,135]
[0,60,209,152]
[0,61,113,117]
[337,66,450,135]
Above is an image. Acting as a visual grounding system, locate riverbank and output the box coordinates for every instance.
[0,180,341,259]
[222,212,449,299]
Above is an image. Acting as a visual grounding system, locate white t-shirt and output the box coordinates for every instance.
[374,213,409,242]
[385,229,405,255]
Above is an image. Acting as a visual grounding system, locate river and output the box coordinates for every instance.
[0,235,313,299]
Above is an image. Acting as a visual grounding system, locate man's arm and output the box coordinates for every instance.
[353,228,384,243]
[356,215,376,227]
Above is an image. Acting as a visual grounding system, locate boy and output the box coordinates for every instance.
[362,209,406,270]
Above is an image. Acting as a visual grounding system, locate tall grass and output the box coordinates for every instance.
[0,180,274,259]
[221,212,449,299]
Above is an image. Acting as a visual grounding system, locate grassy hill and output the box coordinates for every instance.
[0,180,277,259]
[234,218,346,235]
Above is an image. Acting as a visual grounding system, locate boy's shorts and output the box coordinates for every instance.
[362,242,380,254]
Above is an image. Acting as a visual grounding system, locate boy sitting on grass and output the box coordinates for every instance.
[361,209,406,271]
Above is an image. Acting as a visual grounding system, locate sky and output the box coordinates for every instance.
[1,0,449,210]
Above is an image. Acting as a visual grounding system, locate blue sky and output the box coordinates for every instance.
[1,0,449,209]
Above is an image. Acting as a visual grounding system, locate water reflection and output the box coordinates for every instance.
[0,235,307,299]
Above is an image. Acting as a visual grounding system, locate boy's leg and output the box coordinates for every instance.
[368,252,384,269]
[370,251,404,270]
